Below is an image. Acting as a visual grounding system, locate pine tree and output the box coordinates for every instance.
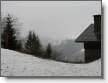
[25,31,33,50]
[25,31,42,56]
[32,33,40,49]
[45,43,52,58]
[1,14,18,50]
[35,35,41,49]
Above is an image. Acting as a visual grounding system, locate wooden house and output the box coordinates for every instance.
[75,15,101,62]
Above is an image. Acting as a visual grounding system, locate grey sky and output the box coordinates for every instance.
[1,1,101,41]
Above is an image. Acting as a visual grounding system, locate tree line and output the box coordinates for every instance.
[1,14,52,59]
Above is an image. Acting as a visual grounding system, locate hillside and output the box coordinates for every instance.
[20,38,85,62]
[1,48,101,76]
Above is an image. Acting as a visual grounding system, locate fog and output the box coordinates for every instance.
[1,1,101,41]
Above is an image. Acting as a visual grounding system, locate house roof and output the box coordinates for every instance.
[75,24,100,42]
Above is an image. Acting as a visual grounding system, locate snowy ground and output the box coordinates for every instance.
[1,48,101,76]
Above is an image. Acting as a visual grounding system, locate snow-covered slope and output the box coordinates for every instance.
[1,48,101,76]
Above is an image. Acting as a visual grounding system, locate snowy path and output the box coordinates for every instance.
[1,48,101,76]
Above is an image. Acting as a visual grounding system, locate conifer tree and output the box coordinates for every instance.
[25,31,33,50]
[45,43,52,58]
[25,31,42,56]
[1,14,19,50]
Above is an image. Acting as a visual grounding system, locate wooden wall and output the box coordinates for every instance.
[84,42,101,62]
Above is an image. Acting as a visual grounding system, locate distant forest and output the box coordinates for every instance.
[1,14,53,59]
[1,14,84,62]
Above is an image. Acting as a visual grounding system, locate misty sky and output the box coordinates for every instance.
[1,1,101,41]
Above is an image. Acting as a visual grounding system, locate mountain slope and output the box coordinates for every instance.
[1,48,101,76]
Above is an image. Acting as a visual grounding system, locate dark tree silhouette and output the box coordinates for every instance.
[32,33,41,50]
[25,31,33,50]
[25,31,42,56]
[45,43,52,58]
[1,14,19,50]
